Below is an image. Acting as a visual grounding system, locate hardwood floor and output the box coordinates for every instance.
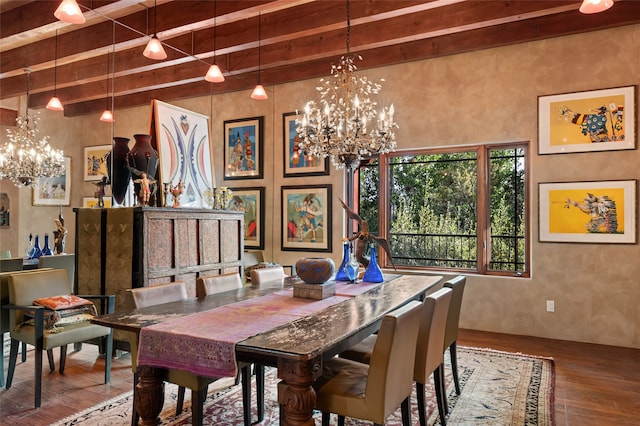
[1,329,639,425]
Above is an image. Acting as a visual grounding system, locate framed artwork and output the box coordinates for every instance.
[538,85,636,154]
[282,112,329,177]
[281,184,332,252]
[539,180,636,244]
[82,196,112,208]
[152,99,215,208]
[0,193,9,227]
[223,116,263,180]
[83,144,111,181]
[33,157,71,206]
[229,187,265,250]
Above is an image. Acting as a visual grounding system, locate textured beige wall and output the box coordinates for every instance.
[2,24,639,348]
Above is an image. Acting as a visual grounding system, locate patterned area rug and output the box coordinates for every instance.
[51,346,555,426]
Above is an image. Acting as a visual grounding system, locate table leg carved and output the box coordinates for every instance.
[279,357,322,426]
[135,366,165,426]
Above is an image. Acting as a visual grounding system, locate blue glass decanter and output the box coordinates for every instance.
[335,239,351,281]
[363,243,384,283]
[29,234,42,259]
[41,233,53,256]
[344,242,360,284]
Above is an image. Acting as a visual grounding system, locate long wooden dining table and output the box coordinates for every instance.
[91,274,443,426]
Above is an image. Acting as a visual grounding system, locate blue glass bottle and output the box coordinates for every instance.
[30,234,42,259]
[363,243,384,283]
[41,233,53,256]
[345,242,360,284]
[335,239,350,281]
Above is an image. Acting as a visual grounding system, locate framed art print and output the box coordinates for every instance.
[152,99,214,208]
[538,86,636,154]
[83,144,110,181]
[33,157,71,206]
[539,180,636,243]
[229,187,265,249]
[283,112,329,177]
[224,116,263,180]
[281,184,332,252]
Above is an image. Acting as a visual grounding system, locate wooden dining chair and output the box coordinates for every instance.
[279,299,423,426]
[443,275,466,397]
[339,287,453,426]
[196,272,266,424]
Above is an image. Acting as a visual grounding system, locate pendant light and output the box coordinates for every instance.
[54,0,85,24]
[205,0,224,83]
[143,0,167,60]
[101,23,116,122]
[46,29,64,111]
[251,12,267,100]
[100,53,114,122]
[579,0,614,13]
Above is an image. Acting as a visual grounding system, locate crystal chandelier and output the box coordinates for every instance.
[0,70,65,188]
[296,0,398,171]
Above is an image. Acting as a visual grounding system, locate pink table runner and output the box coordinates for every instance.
[137,292,350,379]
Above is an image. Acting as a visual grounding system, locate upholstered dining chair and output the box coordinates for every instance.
[250,265,286,285]
[339,287,453,426]
[38,253,76,289]
[195,272,266,424]
[279,299,423,426]
[442,275,466,397]
[195,272,244,297]
[4,268,114,408]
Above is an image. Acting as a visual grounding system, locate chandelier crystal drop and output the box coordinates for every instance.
[295,1,397,171]
[0,71,65,188]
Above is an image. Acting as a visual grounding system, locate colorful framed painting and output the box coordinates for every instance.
[283,112,329,177]
[83,144,110,181]
[229,187,265,250]
[539,180,636,243]
[33,157,71,206]
[223,116,263,180]
[281,184,332,252]
[82,196,112,208]
[152,100,214,208]
[0,193,9,227]
[538,86,636,154]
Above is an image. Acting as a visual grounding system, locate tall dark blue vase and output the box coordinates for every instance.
[29,234,42,259]
[41,233,53,256]
[335,240,350,281]
[363,244,384,283]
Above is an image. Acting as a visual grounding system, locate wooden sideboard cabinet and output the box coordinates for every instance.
[74,207,244,312]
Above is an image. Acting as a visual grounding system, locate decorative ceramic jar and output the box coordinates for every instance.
[106,136,131,206]
[127,134,159,206]
[295,257,335,284]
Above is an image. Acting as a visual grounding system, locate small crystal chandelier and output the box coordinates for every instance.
[0,70,65,188]
[296,0,397,171]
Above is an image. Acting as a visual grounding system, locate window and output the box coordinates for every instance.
[357,143,529,277]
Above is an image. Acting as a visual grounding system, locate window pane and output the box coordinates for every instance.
[387,152,478,269]
[489,147,526,272]
[358,159,379,234]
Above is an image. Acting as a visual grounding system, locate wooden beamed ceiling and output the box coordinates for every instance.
[1,0,639,118]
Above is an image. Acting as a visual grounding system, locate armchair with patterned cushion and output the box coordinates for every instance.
[3,268,114,408]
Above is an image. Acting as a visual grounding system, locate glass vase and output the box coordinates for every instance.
[335,240,351,281]
[29,234,42,259]
[41,233,53,256]
[363,244,384,283]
